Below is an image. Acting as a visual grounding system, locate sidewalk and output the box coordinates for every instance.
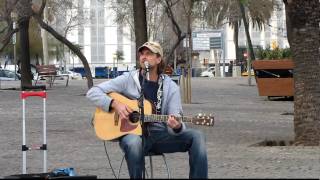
[0,77,319,178]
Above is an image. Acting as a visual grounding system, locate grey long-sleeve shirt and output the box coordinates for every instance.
[86,70,186,135]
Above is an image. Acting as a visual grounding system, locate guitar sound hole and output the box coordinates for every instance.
[129,111,140,123]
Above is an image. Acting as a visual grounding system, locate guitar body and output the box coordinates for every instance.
[93,92,153,140]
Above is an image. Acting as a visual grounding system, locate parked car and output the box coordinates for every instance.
[57,70,82,80]
[241,69,255,76]
[0,69,21,80]
[200,67,215,77]
[4,64,37,80]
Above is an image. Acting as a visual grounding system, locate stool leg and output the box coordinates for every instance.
[149,155,153,178]
[118,155,125,179]
[162,154,171,179]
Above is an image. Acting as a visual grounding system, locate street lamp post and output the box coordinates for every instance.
[41,6,49,65]
[11,12,18,80]
[113,53,117,78]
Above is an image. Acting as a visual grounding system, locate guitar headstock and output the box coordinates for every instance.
[192,113,214,126]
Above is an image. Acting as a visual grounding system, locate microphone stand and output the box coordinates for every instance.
[138,68,148,179]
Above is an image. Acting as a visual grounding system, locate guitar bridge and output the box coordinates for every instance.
[114,113,119,126]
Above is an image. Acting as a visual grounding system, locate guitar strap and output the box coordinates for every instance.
[155,74,164,115]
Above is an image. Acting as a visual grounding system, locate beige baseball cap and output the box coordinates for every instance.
[138,41,163,57]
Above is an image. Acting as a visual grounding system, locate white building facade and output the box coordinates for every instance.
[66,0,136,75]
[65,0,288,76]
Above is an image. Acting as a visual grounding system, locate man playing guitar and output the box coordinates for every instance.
[86,41,208,178]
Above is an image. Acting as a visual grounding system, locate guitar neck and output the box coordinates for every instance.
[145,114,193,123]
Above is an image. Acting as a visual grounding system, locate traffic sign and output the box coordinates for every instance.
[209,37,222,49]
[192,31,222,51]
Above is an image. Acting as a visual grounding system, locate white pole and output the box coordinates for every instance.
[13,21,17,80]
[22,97,26,174]
[43,97,47,172]
[222,30,226,77]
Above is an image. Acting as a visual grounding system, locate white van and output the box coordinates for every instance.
[200,65,230,77]
[200,67,215,77]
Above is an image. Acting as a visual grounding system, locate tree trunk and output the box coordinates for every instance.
[283,0,292,46]
[133,0,148,68]
[238,0,255,61]
[233,22,240,61]
[285,0,320,146]
[19,17,33,88]
[33,14,93,89]
[186,2,193,104]
[238,0,254,85]
[16,0,33,88]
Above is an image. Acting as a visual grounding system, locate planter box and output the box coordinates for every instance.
[252,59,294,97]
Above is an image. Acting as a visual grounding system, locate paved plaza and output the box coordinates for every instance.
[0,77,319,178]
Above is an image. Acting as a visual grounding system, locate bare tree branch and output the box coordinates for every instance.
[164,0,183,37]
[32,13,93,88]
[162,0,188,63]
[166,33,186,63]
[39,0,46,15]
[0,26,9,34]
[0,28,19,52]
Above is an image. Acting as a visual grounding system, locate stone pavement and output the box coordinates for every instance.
[0,77,319,179]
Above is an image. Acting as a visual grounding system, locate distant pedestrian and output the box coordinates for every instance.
[228,61,233,76]
[164,63,174,75]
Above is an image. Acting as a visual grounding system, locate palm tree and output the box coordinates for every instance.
[284,0,320,146]
[204,0,274,84]
[114,50,125,71]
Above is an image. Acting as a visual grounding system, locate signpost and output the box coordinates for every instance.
[193,30,226,77]
[11,12,18,80]
[192,31,222,51]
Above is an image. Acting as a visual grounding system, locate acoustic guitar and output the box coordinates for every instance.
[93,92,214,140]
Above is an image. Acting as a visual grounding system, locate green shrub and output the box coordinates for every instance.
[256,47,292,60]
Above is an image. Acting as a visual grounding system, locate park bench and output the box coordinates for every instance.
[35,65,69,88]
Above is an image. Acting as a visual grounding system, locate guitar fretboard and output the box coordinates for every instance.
[145,114,193,123]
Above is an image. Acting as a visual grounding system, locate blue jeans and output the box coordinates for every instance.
[119,126,208,179]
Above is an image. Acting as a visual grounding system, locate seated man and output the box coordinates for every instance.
[86,41,208,178]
